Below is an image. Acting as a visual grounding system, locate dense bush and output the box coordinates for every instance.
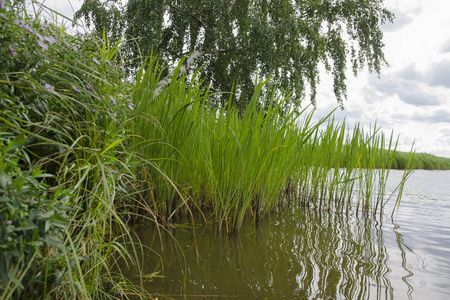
[0,134,72,298]
[0,1,143,298]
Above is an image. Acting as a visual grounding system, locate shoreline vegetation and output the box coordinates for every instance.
[0,1,447,299]
[390,151,450,170]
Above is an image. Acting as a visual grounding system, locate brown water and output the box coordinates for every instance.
[126,170,450,299]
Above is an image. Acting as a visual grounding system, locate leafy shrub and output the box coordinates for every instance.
[0,1,141,298]
[0,134,73,298]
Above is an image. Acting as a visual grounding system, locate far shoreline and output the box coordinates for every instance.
[390,151,450,170]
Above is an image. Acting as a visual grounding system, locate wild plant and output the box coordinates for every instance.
[131,55,413,234]
[0,1,153,298]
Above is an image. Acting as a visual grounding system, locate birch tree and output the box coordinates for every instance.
[75,0,394,109]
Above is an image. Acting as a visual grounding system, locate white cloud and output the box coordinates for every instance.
[429,60,450,88]
[380,10,413,32]
[367,74,442,107]
[412,109,450,124]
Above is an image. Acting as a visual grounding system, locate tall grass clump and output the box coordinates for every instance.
[132,56,318,232]
[0,1,157,298]
[131,56,414,233]
[289,120,413,218]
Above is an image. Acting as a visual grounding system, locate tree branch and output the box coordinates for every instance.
[155,50,205,95]
[154,34,243,95]
[168,3,207,28]
[228,0,237,13]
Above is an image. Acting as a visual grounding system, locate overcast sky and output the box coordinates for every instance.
[38,0,450,158]
[314,0,450,158]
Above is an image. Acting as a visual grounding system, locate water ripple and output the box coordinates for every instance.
[121,170,450,299]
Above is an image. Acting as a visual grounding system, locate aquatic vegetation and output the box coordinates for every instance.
[131,56,413,233]
[390,151,450,170]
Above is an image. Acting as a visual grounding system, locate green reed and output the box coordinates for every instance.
[289,120,413,219]
[131,56,413,233]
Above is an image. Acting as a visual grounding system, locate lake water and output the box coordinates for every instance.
[128,170,450,299]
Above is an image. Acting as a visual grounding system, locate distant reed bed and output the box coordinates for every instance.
[390,151,450,170]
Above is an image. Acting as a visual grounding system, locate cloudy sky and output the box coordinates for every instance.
[314,0,450,158]
[39,0,450,158]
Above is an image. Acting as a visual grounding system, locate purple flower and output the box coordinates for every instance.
[7,220,12,225]
[37,211,44,217]
[1,0,5,9]
[86,84,94,91]
[106,59,111,65]
[72,85,80,92]
[44,83,54,92]
[31,67,37,72]
[37,40,48,51]
[128,104,134,110]
[44,36,56,44]
[9,47,17,56]
[34,32,44,41]
[93,57,100,65]
[14,19,22,26]
[109,95,116,105]
[23,24,33,33]
[120,65,126,72]
[72,45,78,51]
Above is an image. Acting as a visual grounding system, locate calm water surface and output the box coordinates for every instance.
[128,170,450,299]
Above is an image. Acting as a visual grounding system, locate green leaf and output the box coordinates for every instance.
[17,222,37,231]
[0,170,12,188]
[100,138,124,155]
[5,133,27,153]
[41,211,54,218]
[44,220,51,233]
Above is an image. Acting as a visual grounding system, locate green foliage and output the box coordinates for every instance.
[74,0,125,44]
[0,134,72,299]
[0,1,149,298]
[0,0,414,297]
[76,0,394,109]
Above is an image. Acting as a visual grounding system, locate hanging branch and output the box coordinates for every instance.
[155,50,205,95]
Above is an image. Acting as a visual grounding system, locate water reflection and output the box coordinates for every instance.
[123,170,450,299]
[129,208,394,299]
[384,170,450,299]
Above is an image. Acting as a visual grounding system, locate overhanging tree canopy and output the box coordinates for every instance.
[75,0,394,109]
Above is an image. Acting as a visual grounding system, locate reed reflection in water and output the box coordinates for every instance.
[130,207,395,299]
